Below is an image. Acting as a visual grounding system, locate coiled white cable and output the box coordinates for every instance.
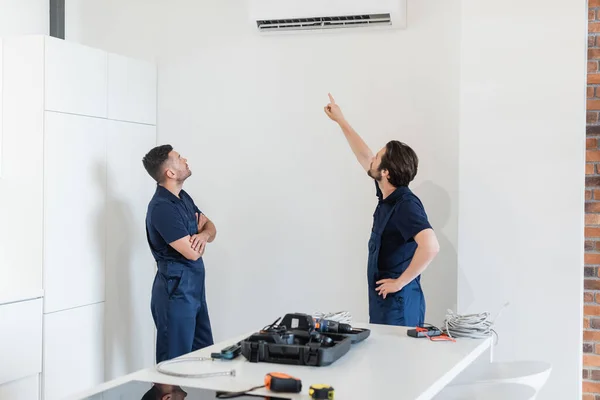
[312,311,352,324]
[156,357,236,379]
[443,302,509,343]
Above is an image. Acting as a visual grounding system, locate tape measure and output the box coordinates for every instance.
[264,372,302,393]
[309,384,334,399]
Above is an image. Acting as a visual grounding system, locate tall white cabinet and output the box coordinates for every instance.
[0,35,157,400]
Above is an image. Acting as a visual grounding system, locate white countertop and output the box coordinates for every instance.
[72,323,491,400]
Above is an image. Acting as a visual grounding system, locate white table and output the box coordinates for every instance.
[72,324,491,400]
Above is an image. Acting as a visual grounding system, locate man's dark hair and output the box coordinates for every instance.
[140,385,159,400]
[142,144,173,183]
[379,140,419,187]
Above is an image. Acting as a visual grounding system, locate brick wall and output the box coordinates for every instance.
[586,2,600,399]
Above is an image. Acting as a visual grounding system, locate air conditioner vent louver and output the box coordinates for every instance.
[256,13,392,32]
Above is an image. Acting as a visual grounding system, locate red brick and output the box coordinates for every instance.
[596,87,600,99]
[591,62,599,73]
[589,100,600,111]
[586,279,600,290]
[591,23,600,33]
[584,393,594,400]
[589,211,600,224]
[586,317,592,328]
[590,139,599,149]
[587,292,595,303]
[592,9,597,21]
[591,87,597,99]
[595,190,600,199]
[588,241,596,251]
[589,164,597,175]
[592,0,600,8]
[584,380,600,393]
[587,215,600,226]
[585,330,600,341]
[590,36,596,49]
[596,292,600,303]
[586,306,600,316]
[584,355,600,367]
[591,74,600,84]
[589,190,594,201]
[588,253,600,264]
[589,177,600,187]
[588,215,600,226]
[587,203,600,213]
[586,228,600,238]
[589,111,600,124]
[589,151,600,162]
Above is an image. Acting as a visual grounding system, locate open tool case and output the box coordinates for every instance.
[239,313,370,367]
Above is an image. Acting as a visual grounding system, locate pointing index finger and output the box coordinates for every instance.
[328,93,335,104]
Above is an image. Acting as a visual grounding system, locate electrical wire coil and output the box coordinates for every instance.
[156,356,236,379]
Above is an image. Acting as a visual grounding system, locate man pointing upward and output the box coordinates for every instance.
[324,93,440,327]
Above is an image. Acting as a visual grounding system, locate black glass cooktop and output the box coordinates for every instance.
[80,380,291,400]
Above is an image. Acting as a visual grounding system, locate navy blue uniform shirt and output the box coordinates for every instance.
[146,185,204,268]
[374,182,432,273]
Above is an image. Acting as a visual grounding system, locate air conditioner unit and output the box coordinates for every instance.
[248,0,407,33]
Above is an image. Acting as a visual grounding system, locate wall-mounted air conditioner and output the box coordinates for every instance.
[248,0,407,33]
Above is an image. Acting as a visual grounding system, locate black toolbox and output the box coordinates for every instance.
[239,313,370,367]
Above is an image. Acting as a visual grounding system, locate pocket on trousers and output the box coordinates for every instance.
[166,270,184,299]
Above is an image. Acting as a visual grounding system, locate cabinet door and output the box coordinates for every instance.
[0,36,45,304]
[0,374,40,400]
[43,112,107,313]
[105,120,156,379]
[108,53,157,125]
[0,299,42,386]
[43,302,104,400]
[44,36,107,118]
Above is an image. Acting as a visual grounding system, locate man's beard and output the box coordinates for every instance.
[368,168,382,181]
[177,169,192,183]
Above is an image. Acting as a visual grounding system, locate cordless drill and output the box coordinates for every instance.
[279,313,353,334]
[313,318,353,334]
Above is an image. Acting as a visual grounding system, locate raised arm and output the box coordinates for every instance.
[324,93,374,172]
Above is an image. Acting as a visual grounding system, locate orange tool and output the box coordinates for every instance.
[265,372,303,393]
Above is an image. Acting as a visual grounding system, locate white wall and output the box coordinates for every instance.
[458,1,586,399]
[66,0,461,339]
[0,0,48,37]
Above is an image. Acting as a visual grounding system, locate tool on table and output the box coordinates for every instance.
[408,324,456,342]
[216,372,302,399]
[314,318,352,334]
[279,313,353,334]
[265,372,303,392]
[309,384,335,399]
[211,343,242,360]
[241,313,370,366]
